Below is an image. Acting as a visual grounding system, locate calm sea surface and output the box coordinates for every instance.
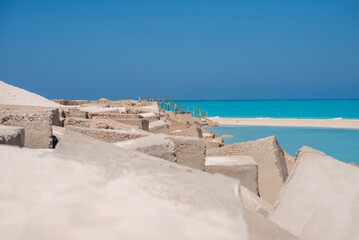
[203,125,359,164]
[175,100,359,164]
[176,99,359,119]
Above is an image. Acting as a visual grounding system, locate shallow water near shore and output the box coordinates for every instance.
[204,125,359,165]
[177,99,359,119]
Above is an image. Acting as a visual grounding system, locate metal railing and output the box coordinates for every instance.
[139,96,210,121]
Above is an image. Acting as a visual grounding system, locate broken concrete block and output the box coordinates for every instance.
[64,117,146,132]
[208,136,288,204]
[205,156,258,195]
[88,112,142,119]
[149,120,169,134]
[135,103,160,114]
[240,186,271,216]
[0,125,24,147]
[64,117,92,128]
[202,128,217,139]
[206,137,225,150]
[66,126,150,143]
[0,132,250,239]
[66,108,88,119]
[115,134,176,162]
[269,147,359,240]
[168,135,206,171]
[170,126,203,138]
[113,118,149,131]
[115,134,206,171]
[208,121,219,127]
[244,208,299,240]
[0,105,59,148]
[139,112,160,122]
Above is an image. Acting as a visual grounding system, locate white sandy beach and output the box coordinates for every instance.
[210,117,359,129]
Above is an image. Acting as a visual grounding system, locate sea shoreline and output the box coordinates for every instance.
[209,117,359,129]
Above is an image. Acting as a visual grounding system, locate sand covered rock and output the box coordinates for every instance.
[66,126,150,143]
[0,80,61,107]
[208,136,288,204]
[0,125,24,147]
[205,156,258,195]
[0,105,61,148]
[0,133,249,239]
[269,147,359,240]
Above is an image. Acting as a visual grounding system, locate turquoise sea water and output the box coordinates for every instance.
[204,125,359,164]
[176,99,359,119]
[175,99,359,164]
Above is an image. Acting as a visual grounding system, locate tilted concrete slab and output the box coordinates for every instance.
[65,126,150,143]
[207,136,288,204]
[205,156,258,195]
[115,134,176,162]
[240,186,271,216]
[170,126,203,138]
[0,125,24,147]
[115,134,206,171]
[269,147,359,240]
[0,105,60,148]
[149,120,169,134]
[1,134,249,239]
[244,208,299,240]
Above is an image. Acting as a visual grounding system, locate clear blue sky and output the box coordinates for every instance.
[0,0,358,100]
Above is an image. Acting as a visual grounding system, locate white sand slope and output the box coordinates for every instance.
[0,80,61,107]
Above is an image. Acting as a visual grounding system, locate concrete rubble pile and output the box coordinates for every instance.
[0,81,358,239]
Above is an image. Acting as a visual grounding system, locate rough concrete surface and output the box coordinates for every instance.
[244,208,299,240]
[269,147,359,240]
[65,126,150,143]
[149,120,169,134]
[115,134,176,162]
[0,132,250,239]
[169,135,206,171]
[170,126,203,138]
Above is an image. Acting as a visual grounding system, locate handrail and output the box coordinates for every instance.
[139,96,210,121]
